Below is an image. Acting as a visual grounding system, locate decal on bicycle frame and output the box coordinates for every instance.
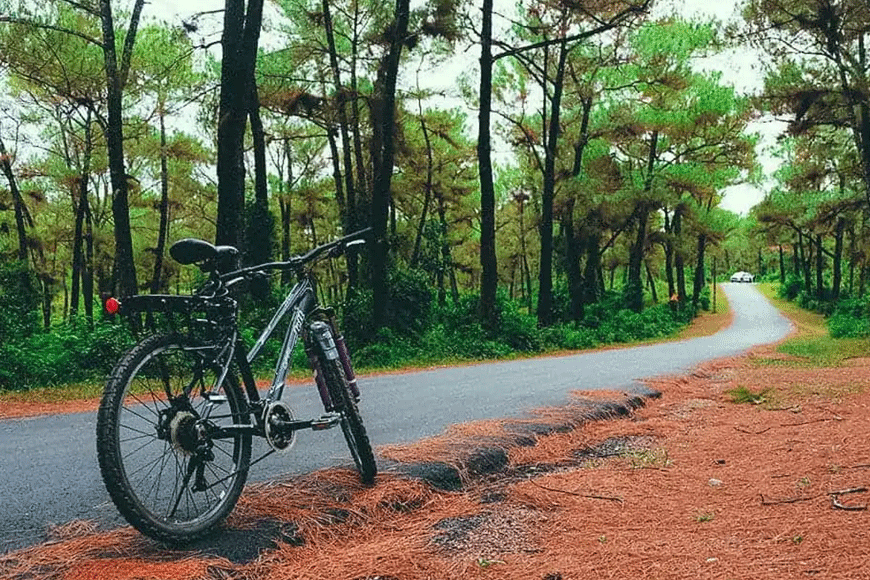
[267,306,307,400]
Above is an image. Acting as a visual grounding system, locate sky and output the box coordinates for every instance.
[147,0,781,216]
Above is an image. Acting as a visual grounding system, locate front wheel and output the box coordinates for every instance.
[319,354,377,484]
[96,333,252,543]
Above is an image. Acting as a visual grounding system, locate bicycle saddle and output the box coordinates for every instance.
[170,238,240,273]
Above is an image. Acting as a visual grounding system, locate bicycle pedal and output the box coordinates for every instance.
[311,414,341,431]
[203,393,227,403]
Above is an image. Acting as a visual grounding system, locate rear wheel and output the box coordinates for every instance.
[96,333,252,543]
[319,354,377,484]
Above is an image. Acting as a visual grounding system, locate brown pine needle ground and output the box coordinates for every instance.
[4,339,870,579]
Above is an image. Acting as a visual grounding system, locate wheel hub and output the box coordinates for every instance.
[169,411,199,455]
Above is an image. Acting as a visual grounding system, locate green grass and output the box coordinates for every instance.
[726,385,773,405]
[756,282,870,368]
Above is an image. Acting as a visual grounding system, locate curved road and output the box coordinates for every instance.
[0,283,791,553]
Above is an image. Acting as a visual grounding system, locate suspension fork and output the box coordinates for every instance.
[305,308,361,409]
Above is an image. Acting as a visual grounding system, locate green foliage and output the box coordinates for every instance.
[0,261,41,344]
[0,318,133,390]
[778,274,804,301]
[344,289,696,371]
[828,298,870,338]
[388,267,435,335]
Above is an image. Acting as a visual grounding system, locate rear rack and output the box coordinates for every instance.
[118,294,237,340]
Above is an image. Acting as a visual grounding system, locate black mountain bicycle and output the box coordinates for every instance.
[96,228,376,543]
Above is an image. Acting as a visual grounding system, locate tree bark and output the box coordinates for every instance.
[150,108,170,294]
[816,233,824,300]
[0,133,30,263]
[563,198,583,321]
[478,0,498,330]
[247,70,271,266]
[779,244,785,284]
[100,0,143,298]
[322,0,361,290]
[673,208,686,302]
[564,95,593,322]
[692,233,706,308]
[215,0,251,249]
[833,217,845,299]
[627,130,658,312]
[411,111,433,268]
[663,208,675,299]
[71,119,93,318]
[370,0,411,329]
[646,262,658,303]
[536,37,569,326]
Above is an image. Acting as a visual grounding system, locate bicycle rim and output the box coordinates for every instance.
[97,334,251,542]
[321,356,377,484]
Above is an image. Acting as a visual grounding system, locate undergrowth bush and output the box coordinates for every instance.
[0,318,133,390]
[0,275,701,389]
[778,275,804,301]
[828,297,870,338]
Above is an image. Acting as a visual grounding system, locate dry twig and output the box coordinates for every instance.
[829,487,868,511]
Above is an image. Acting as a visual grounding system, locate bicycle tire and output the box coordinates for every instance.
[96,333,252,543]
[319,352,377,484]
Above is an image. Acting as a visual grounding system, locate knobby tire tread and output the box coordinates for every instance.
[320,354,377,484]
[96,333,251,544]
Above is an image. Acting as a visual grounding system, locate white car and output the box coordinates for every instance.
[730,271,754,283]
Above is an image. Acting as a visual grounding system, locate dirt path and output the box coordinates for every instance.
[3,335,870,579]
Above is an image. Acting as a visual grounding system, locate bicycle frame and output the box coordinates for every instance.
[244,277,315,402]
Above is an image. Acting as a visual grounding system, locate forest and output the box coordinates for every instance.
[0,0,869,389]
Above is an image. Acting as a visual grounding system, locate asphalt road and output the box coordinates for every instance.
[0,282,791,553]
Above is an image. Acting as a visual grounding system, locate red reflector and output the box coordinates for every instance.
[105,297,120,315]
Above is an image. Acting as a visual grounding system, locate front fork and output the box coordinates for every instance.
[304,313,360,412]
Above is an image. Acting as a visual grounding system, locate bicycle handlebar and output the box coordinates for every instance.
[222,227,373,283]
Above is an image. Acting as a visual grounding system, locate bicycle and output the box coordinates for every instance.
[96,227,377,544]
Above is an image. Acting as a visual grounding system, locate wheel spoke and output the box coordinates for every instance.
[98,335,251,541]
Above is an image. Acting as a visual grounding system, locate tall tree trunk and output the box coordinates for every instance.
[646,262,658,303]
[370,0,411,329]
[70,119,93,318]
[673,208,686,302]
[435,190,459,304]
[247,67,271,266]
[692,233,707,307]
[100,0,144,298]
[150,109,170,294]
[215,0,254,250]
[564,95,592,321]
[627,130,658,312]
[478,0,498,329]
[849,225,856,294]
[833,217,845,299]
[322,0,361,290]
[536,37,569,327]
[326,126,346,219]
[563,198,583,322]
[0,133,30,263]
[411,111,433,268]
[83,197,94,320]
[663,208,675,300]
[779,244,785,284]
[280,139,293,286]
[798,232,812,292]
[584,228,602,305]
[816,234,824,300]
